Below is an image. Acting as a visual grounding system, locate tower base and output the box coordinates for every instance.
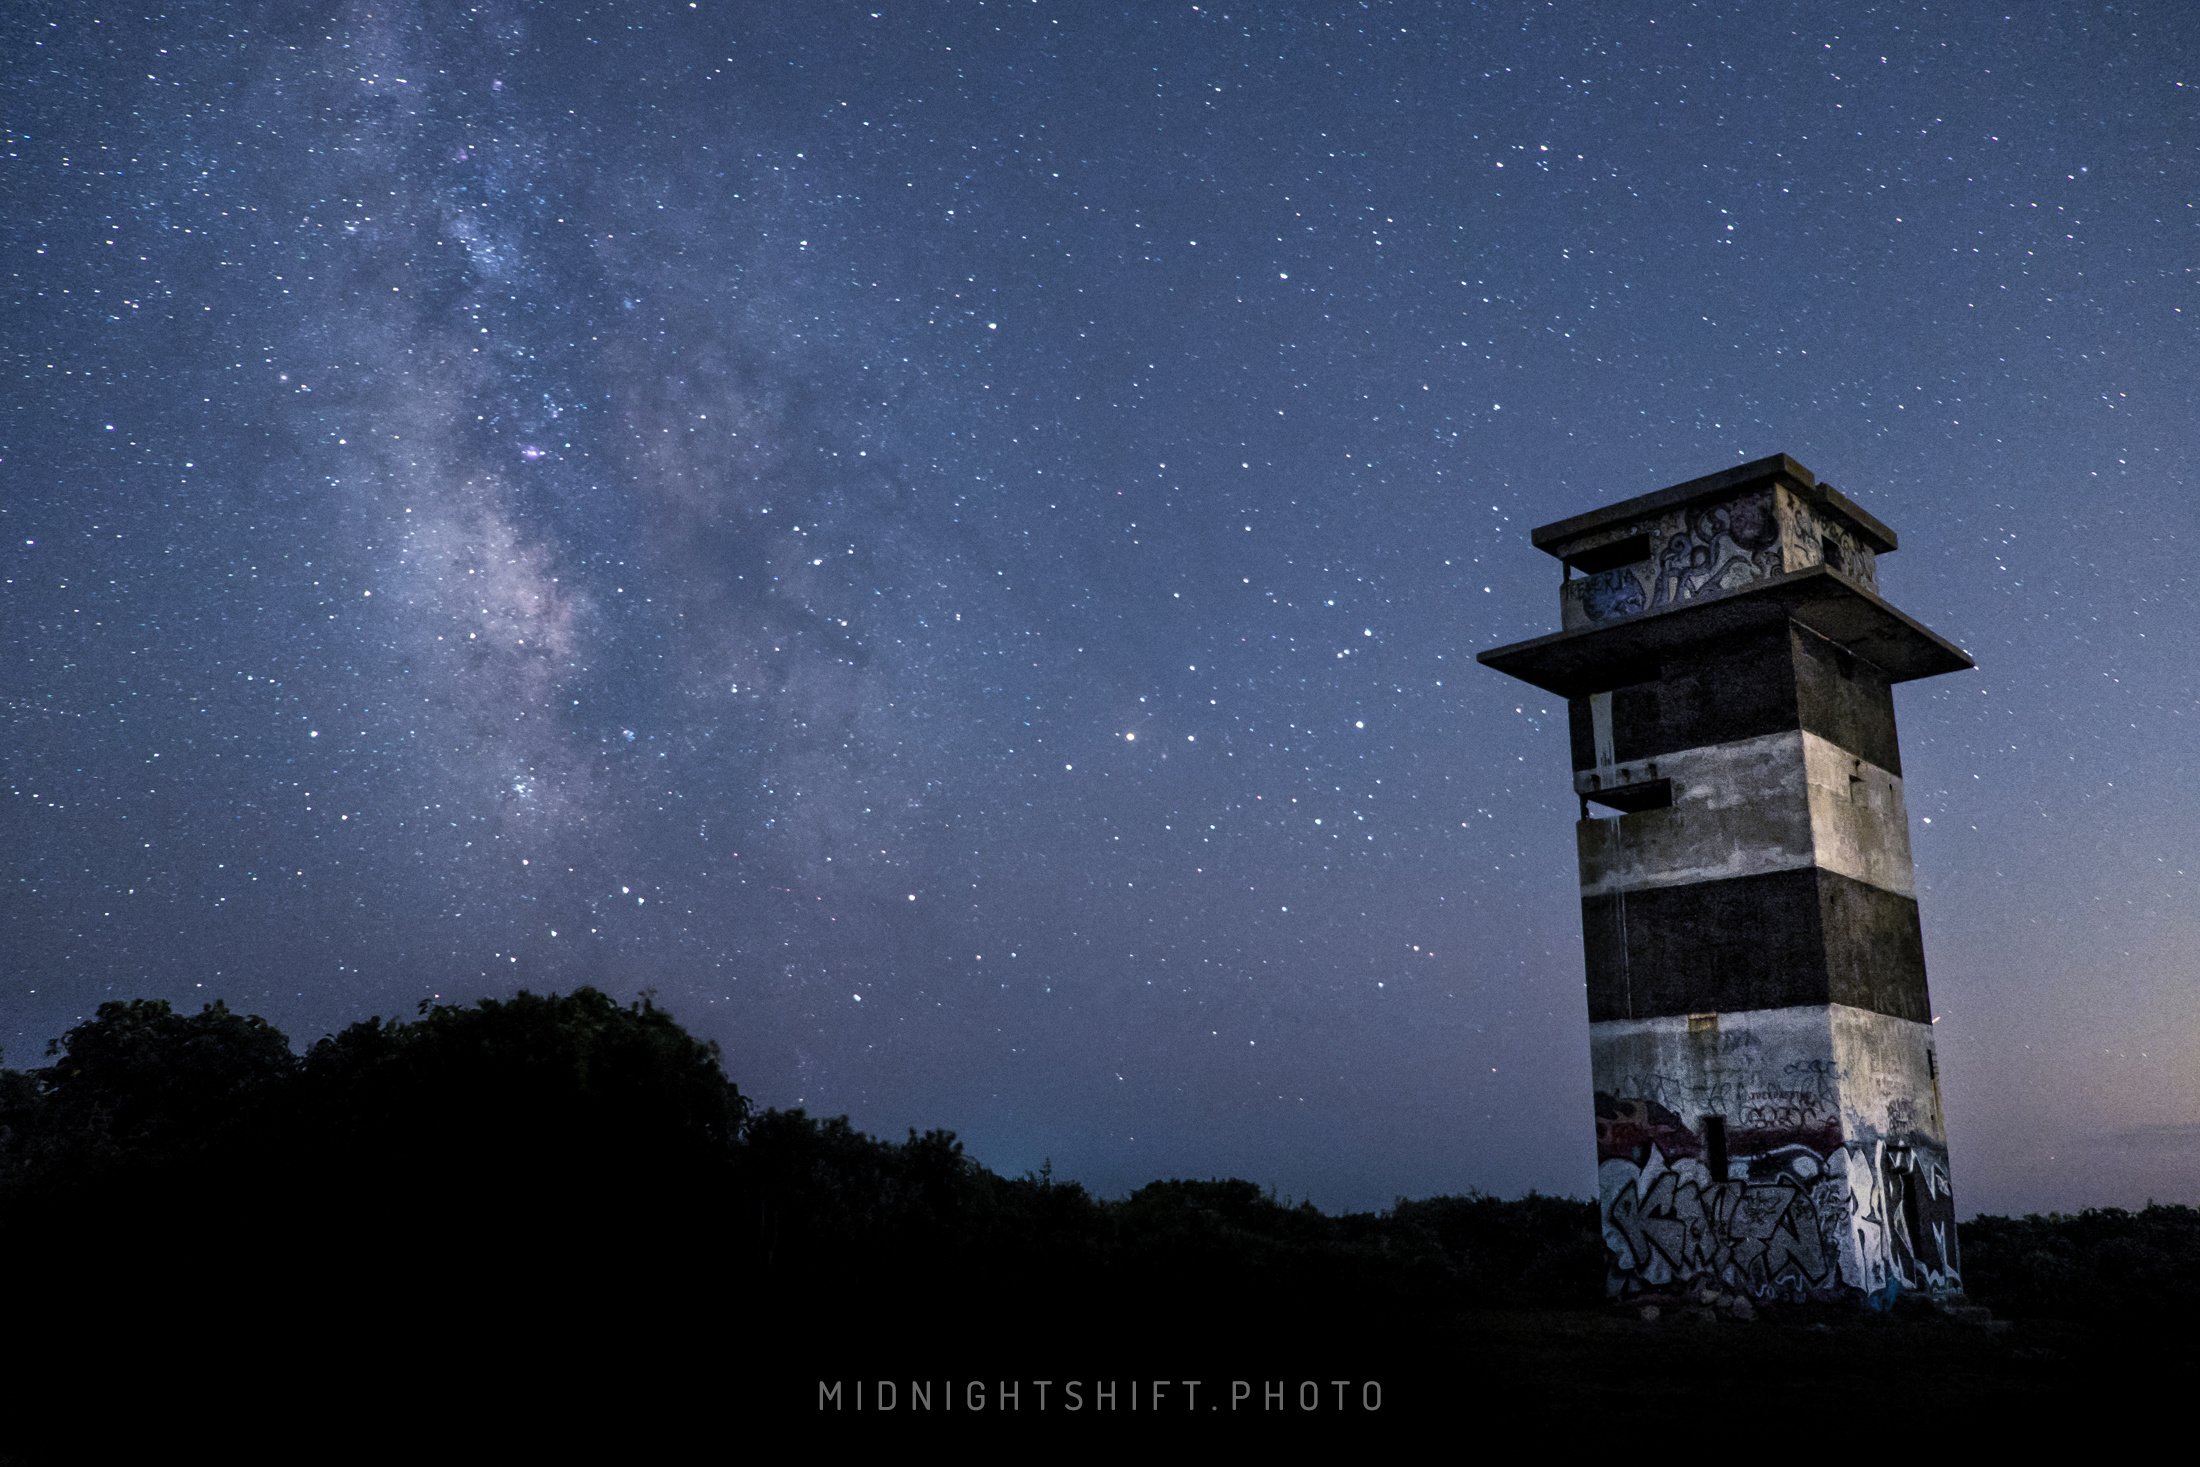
[1592,1003,1959,1302]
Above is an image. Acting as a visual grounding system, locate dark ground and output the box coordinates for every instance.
[12,1266,2177,1451]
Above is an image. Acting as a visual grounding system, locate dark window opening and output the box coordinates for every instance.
[1702,1116,1729,1181]
[1566,533,1651,576]
[1587,778,1672,816]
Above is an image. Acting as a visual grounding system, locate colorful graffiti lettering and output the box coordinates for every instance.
[1601,1149,1833,1292]
[1595,1091,1959,1300]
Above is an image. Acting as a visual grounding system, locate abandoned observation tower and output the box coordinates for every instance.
[1478,454,1973,1302]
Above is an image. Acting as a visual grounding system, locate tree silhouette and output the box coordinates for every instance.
[1,998,294,1180]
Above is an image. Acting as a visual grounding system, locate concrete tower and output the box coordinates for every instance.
[1478,455,1972,1303]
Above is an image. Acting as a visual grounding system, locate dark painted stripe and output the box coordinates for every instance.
[1567,623,1902,776]
[1792,624,1903,776]
[1818,866,1932,1021]
[1582,867,1929,1023]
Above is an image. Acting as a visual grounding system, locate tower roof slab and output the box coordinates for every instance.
[1532,453,1899,562]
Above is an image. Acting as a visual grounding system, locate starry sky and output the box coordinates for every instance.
[6,1,2193,1216]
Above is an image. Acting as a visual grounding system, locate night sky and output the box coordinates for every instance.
[7,2,2193,1217]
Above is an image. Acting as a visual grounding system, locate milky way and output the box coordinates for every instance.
[7,2,2194,1213]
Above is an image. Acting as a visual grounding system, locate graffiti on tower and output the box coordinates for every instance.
[1595,1091,1957,1299]
[1560,482,1885,632]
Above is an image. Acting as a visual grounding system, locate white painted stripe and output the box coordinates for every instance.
[1576,731,1915,898]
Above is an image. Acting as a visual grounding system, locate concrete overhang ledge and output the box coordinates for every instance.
[1477,564,1975,696]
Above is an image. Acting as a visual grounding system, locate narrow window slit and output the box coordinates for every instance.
[1702,1115,1729,1182]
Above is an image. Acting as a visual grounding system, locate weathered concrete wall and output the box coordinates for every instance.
[1573,730,1912,899]
[1591,1003,1956,1300]
[1573,719,1927,1026]
[1576,731,1812,893]
[1803,731,1915,897]
[1828,1004,1949,1148]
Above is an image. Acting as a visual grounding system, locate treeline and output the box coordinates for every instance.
[3,989,2195,1330]
[1962,1206,2200,1322]
[0,989,1602,1328]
